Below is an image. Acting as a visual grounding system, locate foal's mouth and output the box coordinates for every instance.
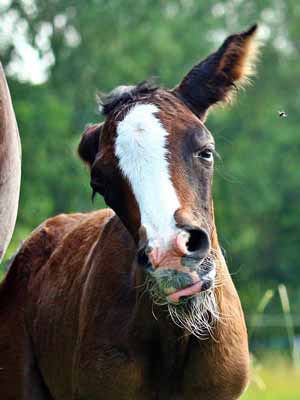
[167,280,203,304]
[145,256,219,339]
[147,254,216,306]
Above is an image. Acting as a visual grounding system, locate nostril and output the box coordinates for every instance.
[137,247,154,271]
[137,249,148,265]
[186,228,210,258]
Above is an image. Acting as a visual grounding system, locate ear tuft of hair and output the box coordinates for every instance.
[78,123,103,168]
[97,80,158,116]
[218,24,260,91]
[174,24,260,120]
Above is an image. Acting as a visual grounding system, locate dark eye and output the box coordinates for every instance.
[193,148,214,162]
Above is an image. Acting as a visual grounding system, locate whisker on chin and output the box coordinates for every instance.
[167,290,219,341]
[141,252,229,340]
[136,278,153,304]
[151,302,159,321]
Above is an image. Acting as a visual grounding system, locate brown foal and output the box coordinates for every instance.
[0,25,259,399]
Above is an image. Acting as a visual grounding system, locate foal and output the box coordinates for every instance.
[0,26,259,399]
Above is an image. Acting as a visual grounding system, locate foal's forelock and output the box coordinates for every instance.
[115,103,181,248]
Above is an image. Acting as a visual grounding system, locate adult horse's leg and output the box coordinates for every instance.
[0,62,21,262]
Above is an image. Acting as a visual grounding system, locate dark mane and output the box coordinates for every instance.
[98,80,158,116]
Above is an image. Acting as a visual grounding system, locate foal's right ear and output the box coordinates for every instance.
[78,123,103,168]
[174,25,259,120]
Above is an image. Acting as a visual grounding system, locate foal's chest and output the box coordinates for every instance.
[75,336,198,400]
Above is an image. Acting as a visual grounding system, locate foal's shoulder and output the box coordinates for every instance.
[33,208,114,243]
[41,208,115,240]
[3,209,115,281]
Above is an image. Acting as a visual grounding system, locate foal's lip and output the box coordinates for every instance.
[167,281,202,304]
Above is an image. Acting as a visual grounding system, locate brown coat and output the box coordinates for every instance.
[0,209,249,399]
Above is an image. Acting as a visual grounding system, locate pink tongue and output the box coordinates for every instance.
[168,281,202,303]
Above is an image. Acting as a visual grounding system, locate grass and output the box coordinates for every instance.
[0,265,4,281]
[241,358,300,399]
[243,285,300,399]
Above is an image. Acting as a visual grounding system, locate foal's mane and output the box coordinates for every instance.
[98,80,158,116]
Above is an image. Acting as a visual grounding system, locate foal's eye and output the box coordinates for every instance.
[193,148,214,162]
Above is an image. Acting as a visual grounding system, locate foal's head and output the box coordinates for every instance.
[79,26,259,337]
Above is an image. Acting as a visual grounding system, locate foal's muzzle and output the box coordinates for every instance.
[137,226,215,303]
[138,226,210,267]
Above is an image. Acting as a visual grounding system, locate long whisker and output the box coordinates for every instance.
[142,251,227,340]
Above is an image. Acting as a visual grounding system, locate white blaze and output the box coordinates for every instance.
[115,103,180,248]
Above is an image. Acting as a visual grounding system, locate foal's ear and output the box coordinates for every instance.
[174,24,259,120]
[78,123,103,168]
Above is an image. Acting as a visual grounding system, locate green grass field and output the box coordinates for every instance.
[242,360,300,399]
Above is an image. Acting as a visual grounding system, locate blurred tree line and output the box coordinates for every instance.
[0,0,299,316]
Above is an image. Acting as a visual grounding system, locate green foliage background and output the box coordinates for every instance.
[1,0,299,345]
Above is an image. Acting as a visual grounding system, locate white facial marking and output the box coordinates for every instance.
[115,103,180,248]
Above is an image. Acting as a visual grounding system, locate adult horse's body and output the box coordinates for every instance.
[0,63,21,262]
[0,26,259,399]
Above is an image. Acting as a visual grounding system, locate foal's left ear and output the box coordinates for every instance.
[78,123,103,168]
[174,24,259,120]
